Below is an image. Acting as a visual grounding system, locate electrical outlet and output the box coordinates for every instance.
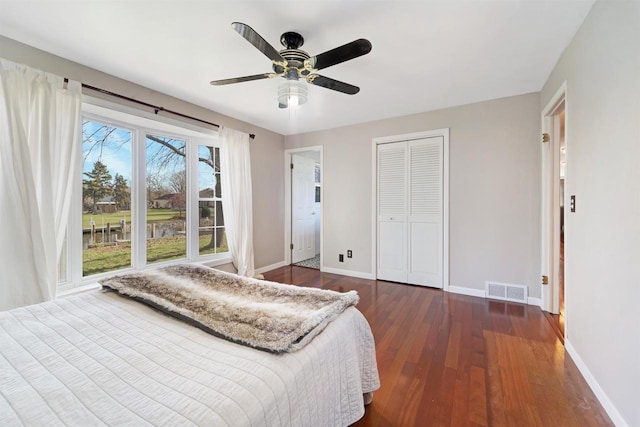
[347,250,352,258]
[339,254,344,262]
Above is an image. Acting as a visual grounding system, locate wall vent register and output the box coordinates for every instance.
[485,281,528,304]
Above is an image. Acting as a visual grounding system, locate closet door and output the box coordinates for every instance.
[408,137,443,287]
[377,141,408,282]
[376,136,444,288]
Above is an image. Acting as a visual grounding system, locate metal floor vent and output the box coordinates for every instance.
[485,281,528,304]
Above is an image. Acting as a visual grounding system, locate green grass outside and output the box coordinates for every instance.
[83,241,133,276]
[82,235,228,276]
[82,209,181,229]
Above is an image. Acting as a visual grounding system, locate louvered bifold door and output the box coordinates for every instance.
[377,141,408,283]
[408,137,443,287]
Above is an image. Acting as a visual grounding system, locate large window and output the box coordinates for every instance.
[61,104,228,288]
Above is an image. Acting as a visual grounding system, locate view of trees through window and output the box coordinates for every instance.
[80,118,227,278]
[198,145,227,255]
[82,120,132,276]
[146,134,187,264]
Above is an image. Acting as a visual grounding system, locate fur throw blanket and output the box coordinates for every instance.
[100,264,359,353]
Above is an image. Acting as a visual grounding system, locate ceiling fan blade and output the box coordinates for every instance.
[307,75,360,95]
[305,39,372,71]
[210,73,275,86]
[231,22,286,63]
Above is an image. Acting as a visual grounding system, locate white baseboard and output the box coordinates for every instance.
[256,262,375,280]
[527,296,542,307]
[447,285,485,298]
[255,261,288,275]
[321,267,375,280]
[448,286,544,308]
[565,340,628,427]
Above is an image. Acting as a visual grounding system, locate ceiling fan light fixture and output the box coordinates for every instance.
[211,23,371,109]
[278,79,308,109]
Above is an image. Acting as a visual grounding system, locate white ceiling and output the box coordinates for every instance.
[0,0,595,136]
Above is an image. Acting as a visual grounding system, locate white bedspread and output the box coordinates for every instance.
[0,290,379,426]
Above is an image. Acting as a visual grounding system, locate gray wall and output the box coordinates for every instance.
[285,93,541,297]
[0,35,285,271]
[540,1,640,425]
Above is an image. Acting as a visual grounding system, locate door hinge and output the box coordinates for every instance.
[542,275,549,285]
[542,133,550,143]
[290,243,294,250]
[290,163,294,169]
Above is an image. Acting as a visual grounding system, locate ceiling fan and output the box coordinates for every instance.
[210,22,372,108]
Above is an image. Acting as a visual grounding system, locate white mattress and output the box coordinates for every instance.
[0,290,379,426]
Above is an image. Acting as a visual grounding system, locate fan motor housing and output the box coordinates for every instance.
[273,48,310,75]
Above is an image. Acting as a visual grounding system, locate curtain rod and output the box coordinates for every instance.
[65,79,256,140]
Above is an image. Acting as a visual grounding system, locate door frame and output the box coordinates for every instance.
[284,146,323,267]
[541,82,567,317]
[370,129,450,290]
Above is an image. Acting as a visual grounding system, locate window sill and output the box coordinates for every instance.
[56,255,233,298]
[57,282,102,298]
[192,255,233,268]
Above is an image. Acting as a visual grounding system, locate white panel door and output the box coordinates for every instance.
[291,154,316,263]
[377,142,408,282]
[408,137,443,287]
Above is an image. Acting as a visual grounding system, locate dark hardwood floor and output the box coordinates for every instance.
[263,266,612,427]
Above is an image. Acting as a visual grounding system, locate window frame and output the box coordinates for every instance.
[58,102,230,293]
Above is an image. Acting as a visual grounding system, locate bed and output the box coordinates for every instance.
[0,267,379,426]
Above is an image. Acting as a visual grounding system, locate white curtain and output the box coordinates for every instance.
[219,126,258,277]
[0,59,82,310]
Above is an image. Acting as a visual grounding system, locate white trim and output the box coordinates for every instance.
[321,267,375,280]
[541,82,568,117]
[540,81,568,315]
[527,297,542,307]
[370,139,377,281]
[284,146,323,267]
[59,254,233,294]
[448,286,485,298]
[57,282,101,298]
[371,128,450,290]
[443,130,450,292]
[83,96,218,137]
[194,256,233,268]
[372,130,445,145]
[565,340,629,427]
[255,261,288,275]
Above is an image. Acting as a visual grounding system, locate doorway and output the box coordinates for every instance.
[284,147,322,270]
[541,84,566,340]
